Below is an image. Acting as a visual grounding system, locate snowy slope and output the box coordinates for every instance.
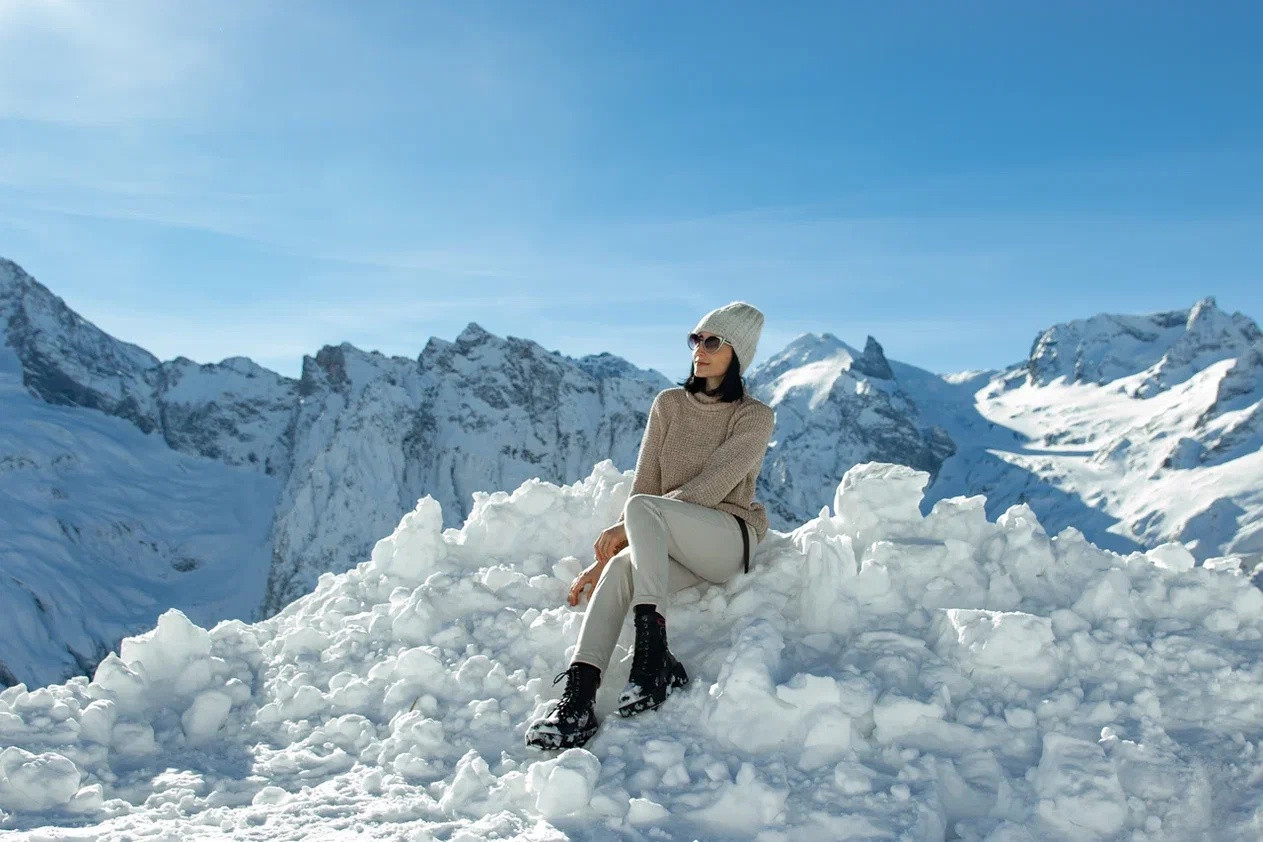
[746,332,955,529]
[0,321,277,688]
[3,465,1263,840]
[904,299,1263,564]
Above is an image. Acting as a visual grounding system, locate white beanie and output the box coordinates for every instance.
[693,301,764,375]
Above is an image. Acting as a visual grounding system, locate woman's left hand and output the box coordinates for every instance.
[568,559,606,606]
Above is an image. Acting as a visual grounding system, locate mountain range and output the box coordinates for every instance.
[2,255,1261,688]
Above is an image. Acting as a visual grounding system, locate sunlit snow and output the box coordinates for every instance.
[3,462,1263,840]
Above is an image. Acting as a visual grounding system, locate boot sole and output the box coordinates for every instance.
[525,720,598,750]
[616,660,689,718]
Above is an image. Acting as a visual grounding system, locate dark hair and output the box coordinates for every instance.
[680,351,745,402]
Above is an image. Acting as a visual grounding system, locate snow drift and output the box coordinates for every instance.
[2,462,1263,840]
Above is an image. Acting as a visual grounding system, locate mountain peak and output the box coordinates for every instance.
[456,322,494,344]
[1184,296,1236,336]
[853,335,895,380]
[1025,299,1263,391]
[0,258,30,295]
[753,332,853,374]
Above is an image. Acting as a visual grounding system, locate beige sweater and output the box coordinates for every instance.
[620,387,776,540]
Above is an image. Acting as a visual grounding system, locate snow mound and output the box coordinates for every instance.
[3,460,1263,840]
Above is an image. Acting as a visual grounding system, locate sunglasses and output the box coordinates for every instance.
[687,333,730,353]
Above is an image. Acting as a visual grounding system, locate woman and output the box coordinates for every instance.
[526,301,776,750]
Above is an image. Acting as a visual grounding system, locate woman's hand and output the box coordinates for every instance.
[569,523,628,605]
[568,559,606,606]
[593,523,628,564]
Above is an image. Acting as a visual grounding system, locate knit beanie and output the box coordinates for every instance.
[693,301,764,375]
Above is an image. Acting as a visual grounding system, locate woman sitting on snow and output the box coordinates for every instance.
[526,301,776,750]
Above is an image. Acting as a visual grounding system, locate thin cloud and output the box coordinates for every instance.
[0,1,242,128]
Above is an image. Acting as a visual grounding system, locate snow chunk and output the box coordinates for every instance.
[370,496,446,582]
[872,694,946,744]
[693,762,788,832]
[933,609,1062,691]
[117,609,212,689]
[833,462,930,549]
[111,721,158,759]
[181,690,233,745]
[0,747,81,812]
[1033,733,1127,839]
[526,748,600,818]
[703,619,793,752]
[439,750,503,817]
[77,700,116,745]
[1147,541,1196,572]
[627,796,671,825]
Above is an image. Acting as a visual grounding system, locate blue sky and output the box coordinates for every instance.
[1,1,1260,379]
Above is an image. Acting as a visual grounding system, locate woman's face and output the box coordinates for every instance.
[692,331,733,380]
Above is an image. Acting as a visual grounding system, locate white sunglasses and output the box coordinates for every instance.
[687,333,730,353]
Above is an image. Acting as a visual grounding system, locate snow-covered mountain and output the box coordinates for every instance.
[753,298,1263,565]
[746,332,954,527]
[4,253,1262,693]
[0,259,671,687]
[908,298,1263,563]
[3,464,1263,839]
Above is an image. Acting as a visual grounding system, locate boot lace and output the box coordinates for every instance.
[629,612,665,684]
[552,668,585,718]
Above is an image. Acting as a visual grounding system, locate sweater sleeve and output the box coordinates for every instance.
[617,393,667,522]
[662,403,774,509]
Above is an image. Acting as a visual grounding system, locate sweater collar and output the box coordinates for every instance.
[683,388,736,411]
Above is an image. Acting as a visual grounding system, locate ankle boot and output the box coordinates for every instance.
[525,662,601,750]
[617,605,688,717]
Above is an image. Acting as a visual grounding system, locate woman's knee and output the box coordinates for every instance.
[601,551,633,583]
[623,493,661,524]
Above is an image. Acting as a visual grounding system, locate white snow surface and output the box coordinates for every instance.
[3,462,1263,840]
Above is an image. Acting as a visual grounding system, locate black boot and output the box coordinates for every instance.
[617,605,688,717]
[525,662,601,750]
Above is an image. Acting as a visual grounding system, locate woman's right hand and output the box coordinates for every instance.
[593,523,628,564]
[568,559,606,606]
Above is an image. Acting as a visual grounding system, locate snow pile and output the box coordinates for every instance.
[3,461,1263,839]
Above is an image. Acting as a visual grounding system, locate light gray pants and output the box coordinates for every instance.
[572,493,754,672]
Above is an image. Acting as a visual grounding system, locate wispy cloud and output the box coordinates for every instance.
[0,0,243,127]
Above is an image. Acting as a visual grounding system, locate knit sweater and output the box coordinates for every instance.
[620,387,776,540]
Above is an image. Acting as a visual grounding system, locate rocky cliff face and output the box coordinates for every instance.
[1,259,161,430]
[1,259,671,642]
[1,259,301,472]
[0,261,279,688]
